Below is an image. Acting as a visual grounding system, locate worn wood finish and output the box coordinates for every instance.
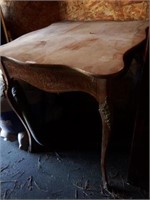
[0,21,148,190]
[0,21,148,75]
[0,56,111,189]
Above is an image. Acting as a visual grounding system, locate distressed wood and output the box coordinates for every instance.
[0,21,148,190]
[0,21,148,75]
[0,56,112,189]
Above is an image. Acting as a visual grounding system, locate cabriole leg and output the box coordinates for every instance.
[96,79,111,190]
[98,97,111,190]
[6,81,33,152]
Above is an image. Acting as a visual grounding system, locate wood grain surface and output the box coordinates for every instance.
[0,21,148,76]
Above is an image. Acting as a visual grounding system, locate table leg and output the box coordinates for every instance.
[96,80,111,190]
[99,98,111,190]
[5,80,43,152]
[0,56,113,188]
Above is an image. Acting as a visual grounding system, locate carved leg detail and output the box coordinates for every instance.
[98,97,111,190]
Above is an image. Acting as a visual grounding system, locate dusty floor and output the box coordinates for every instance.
[0,137,149,199]
[0,92,149,199]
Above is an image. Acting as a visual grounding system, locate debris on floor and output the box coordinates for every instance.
[0,138,149,199]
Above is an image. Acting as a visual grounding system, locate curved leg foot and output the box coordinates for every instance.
[18,131,29,151]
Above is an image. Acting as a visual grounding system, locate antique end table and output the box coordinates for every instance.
[0,21,148,190]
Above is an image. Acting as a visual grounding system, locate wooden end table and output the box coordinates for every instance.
[0,21,148,190]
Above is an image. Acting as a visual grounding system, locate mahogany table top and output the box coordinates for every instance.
[0,21,148,76]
